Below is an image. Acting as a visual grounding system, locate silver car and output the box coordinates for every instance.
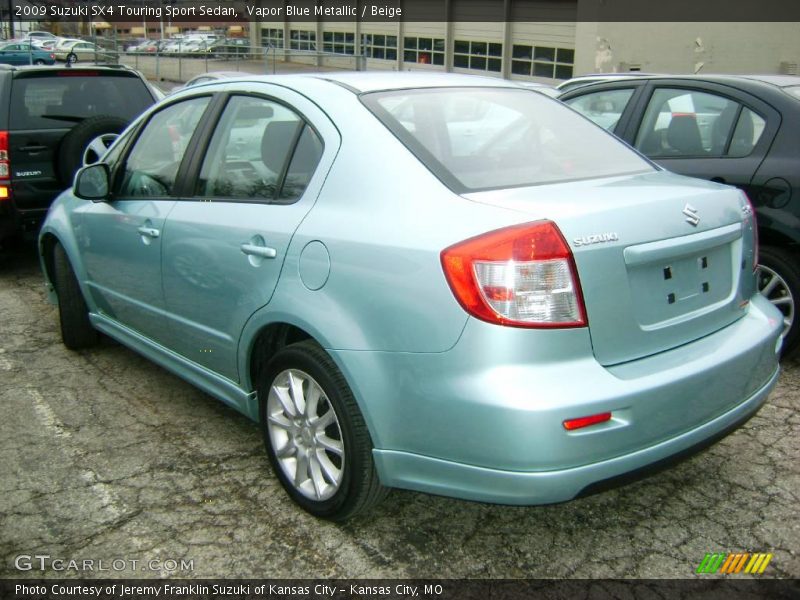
[39,73,782,520]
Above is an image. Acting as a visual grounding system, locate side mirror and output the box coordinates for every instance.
[74,163,110,201]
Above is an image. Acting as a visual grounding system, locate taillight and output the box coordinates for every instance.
[744,194,758,271]
[0,130,10,201]
[441,220,587,328]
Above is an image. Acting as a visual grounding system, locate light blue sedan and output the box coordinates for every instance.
[38,73,783,520]
[0,41,55,65]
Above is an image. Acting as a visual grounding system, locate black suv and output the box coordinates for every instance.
[0,64,159,246]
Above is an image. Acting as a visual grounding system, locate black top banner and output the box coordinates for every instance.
[9,0,800,23]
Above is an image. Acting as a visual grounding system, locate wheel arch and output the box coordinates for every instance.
[247,321,314,394]
[37,215,92,309]
[240,313,383,446]
[40,231,59,288]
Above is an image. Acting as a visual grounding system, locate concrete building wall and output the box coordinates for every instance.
[574,22,800,76]
[255,13,799,82]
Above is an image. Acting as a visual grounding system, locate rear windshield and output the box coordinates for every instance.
[362,87,653,192]
[10,72,155,130]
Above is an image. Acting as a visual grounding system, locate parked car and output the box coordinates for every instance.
[0,64,159,247]
[0,41,55,65]
[560,74,800,355]
[33,39,59,51]
[213,38,253,59]
[23,31,58,43]
[514,80,561,98]
[38,73,781,520]
[122,38,149,52]
[54,39,118,64]
[171,71,242,93]
[557,72,654,93]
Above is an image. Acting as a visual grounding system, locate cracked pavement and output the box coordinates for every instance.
[1,242,798,580]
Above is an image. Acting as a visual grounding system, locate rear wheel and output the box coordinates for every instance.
[52,244,98,350]
[258,341,388,520]
[34,59,46,65]
[758,246,800,356]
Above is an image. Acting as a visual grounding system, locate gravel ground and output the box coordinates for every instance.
[1,241,798,580]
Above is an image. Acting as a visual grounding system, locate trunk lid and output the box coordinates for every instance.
[464,171,756,365]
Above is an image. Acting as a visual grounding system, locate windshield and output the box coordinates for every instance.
[362,87,653,193]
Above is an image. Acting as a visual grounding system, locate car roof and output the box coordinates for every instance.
[735,74,800,88]
[561,73,800,97]
[557,73,655,89]
[303,71,520,93]
[174,72,555,99]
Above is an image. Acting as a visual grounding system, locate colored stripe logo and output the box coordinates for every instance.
[696,553,773,574]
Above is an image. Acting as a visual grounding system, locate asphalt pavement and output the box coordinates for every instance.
[1,241,798,579]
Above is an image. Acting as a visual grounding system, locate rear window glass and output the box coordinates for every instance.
[362,87,653,192]
[10,72,154,130]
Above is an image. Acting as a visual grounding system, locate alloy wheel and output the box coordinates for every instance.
[758,264,794,339]
[266,369,345,501]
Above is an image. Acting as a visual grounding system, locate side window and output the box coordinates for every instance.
[728,107,766,158]
[196,95,323,203]
[563,89,635,131]
[634,88,753,158]
[116,97,210,198]
[282,126,323,201]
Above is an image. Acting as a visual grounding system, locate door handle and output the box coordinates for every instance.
[241,243,277,259]
[137,226,160,238]
[18,144,48,153]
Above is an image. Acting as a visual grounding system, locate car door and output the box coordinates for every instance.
[620,81,780,193]
[0,44,24,65]
[76,96,212,343]
[73,42,94,60]
[160,85,338,381]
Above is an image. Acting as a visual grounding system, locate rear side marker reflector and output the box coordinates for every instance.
[563,412,612,431]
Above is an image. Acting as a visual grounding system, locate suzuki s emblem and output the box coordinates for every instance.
[683,204,700,227]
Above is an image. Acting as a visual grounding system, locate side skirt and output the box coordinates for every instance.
[90,313,258,422]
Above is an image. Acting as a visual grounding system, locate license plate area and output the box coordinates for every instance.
[627,242,736,328]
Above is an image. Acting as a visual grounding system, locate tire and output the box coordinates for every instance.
[258,340,388,520]
[758,246,800,356]
[34,59,45,65]
[57,115,129,186]
[52,244,98,350]
[66,52,77,64]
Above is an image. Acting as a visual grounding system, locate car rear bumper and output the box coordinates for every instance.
[331,294,782,504]
[372,366,776,504]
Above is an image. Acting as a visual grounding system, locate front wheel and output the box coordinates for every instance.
[258,341,388,520]
[66,52,78,64]
[757,246,800,356]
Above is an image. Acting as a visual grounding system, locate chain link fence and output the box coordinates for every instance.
[113,41,367,84]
